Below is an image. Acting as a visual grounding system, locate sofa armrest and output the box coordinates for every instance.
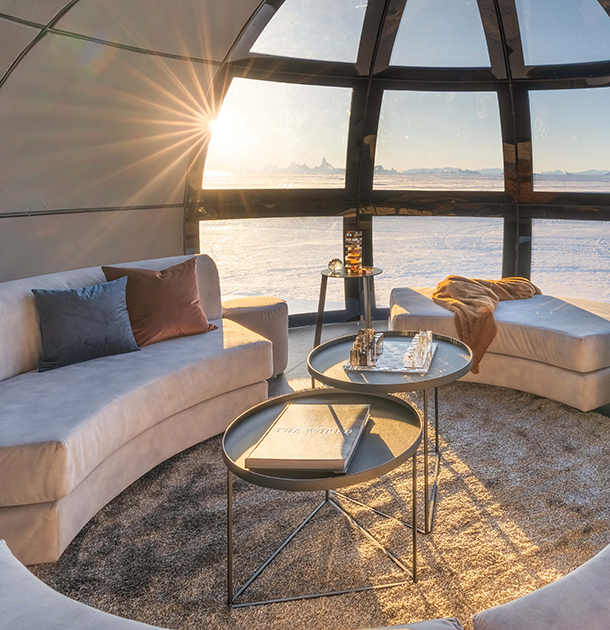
[222,296,288,376]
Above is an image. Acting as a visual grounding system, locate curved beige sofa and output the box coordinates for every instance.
[0,255,274,565]
[473,542,610,629]
[390,287,610,411]
[0,538,459,630]
[0,539,169,629]
[5,531,609,630]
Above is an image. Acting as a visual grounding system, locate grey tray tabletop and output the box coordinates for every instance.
[222,388,422,492]
[307,331,473,394]
[321,266,383,279]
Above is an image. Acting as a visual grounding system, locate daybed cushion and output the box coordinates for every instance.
[473,543,610,630]
[0,318,273,507]
[0,539,168,629]
[390,288,610,373]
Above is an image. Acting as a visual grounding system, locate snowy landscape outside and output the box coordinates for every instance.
[199,215,610,314]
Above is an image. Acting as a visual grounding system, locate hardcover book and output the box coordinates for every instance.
[245,403,370,474]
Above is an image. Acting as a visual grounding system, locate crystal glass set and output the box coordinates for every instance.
[349,328,384,367]
[344,230,362,275]
[404,331,434,369]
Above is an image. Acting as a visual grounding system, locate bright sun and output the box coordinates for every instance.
[208,117,230,139]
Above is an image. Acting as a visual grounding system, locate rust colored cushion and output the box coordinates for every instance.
[102,257,217,346]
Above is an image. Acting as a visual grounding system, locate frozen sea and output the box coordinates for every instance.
[199,215,610,314]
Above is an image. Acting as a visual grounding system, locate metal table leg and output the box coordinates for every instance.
[412,451,417,582]
[363,274,372,330]
[313,274,328,349]
[423,389,430,534]
[227,469,233,606]
[227,474,418,607]
[312,274,329,387]
[423,388,441,534]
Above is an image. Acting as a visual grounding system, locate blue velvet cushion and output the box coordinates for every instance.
[32,277,139,372]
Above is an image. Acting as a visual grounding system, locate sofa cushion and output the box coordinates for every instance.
[33,277,139,371]
[390,288,610,373]
[0,254,221,383]
[103,258,216,347]
[0,540,168,629]
[473,544,610,630]
[0,319,273,507]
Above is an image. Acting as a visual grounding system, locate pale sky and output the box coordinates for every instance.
[391,0,490,67]
[375,91,504,172]
[205,79,352,173]
[531,86,610,173]
[251,0,367,63]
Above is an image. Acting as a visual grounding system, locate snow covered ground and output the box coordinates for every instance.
[199,216,610,313]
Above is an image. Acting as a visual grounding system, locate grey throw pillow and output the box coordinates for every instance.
[32,276,139,372]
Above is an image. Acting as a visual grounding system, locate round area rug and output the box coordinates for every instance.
[31,382,610,630]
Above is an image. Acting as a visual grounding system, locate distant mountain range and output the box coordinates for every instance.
[262,157,344,175]
[261,158,610,177]
[537,169,610,176]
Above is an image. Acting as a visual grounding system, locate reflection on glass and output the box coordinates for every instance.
[373,216,503,308]
[532,219,610,301]
[203,78,352,189]
[515,0,610,66]
[373,91,504,190]
[530,88,610,193]
[391,0,490,67]
[199,217,345,314]
[250,0,367,63]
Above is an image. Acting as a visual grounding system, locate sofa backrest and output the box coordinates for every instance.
[0,254,221,383]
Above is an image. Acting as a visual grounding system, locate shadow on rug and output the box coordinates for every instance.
[31,382,610,630]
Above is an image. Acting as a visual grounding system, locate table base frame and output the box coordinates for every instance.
[335,388,440,536]
[423,387,441,534]
[227,453,417,608]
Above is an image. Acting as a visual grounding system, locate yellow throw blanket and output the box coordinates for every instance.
[432,276,541,374]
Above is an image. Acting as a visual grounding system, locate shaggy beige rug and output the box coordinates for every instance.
[31,382,610,630]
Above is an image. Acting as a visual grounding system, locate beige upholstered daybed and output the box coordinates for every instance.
[0,255,284,565]
[390,287,610,412]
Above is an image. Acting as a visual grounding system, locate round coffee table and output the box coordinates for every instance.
[223,387,422,607]
[307,331,473,534]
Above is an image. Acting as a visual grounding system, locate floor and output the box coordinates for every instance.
[31,320,610,630]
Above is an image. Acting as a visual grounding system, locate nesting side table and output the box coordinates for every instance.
[308,331,473,534]
[314,267,383,349]
[223,388,422,607]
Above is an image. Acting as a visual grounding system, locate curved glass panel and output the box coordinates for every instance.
[374,91,504,190]
[204,78,352,189]
[531,87,610,193]
[515,0,610,66]
[250,0,367,63]
[199,217,345,313]
[532,219,610,301]
[390,0,490,67]
[374,216,503,308]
